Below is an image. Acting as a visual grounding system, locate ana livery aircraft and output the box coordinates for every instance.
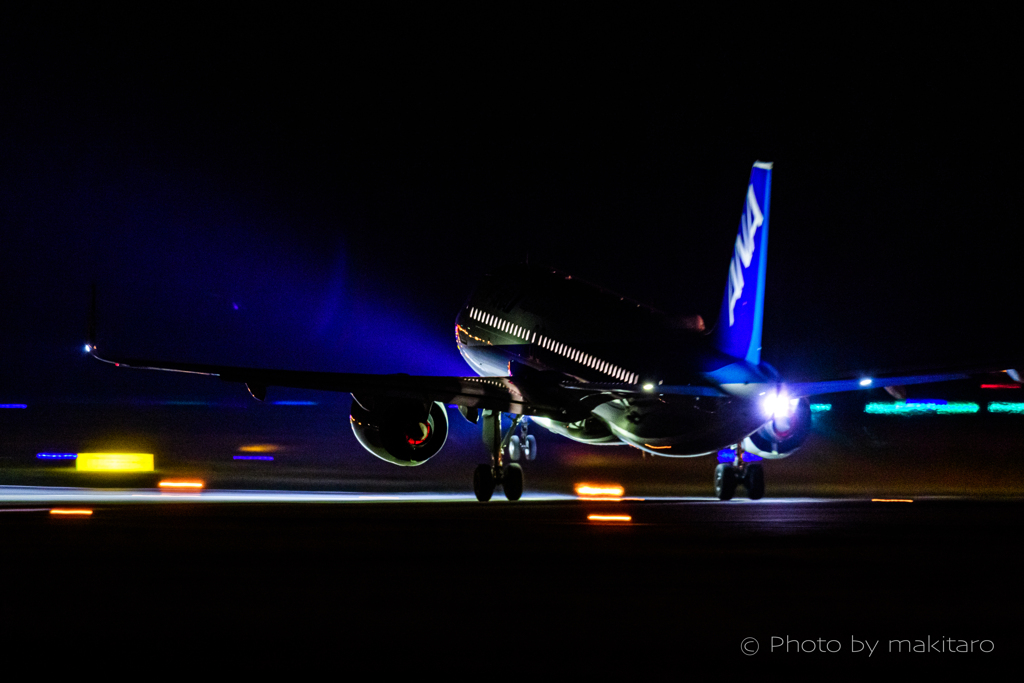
[88,162,1018,500]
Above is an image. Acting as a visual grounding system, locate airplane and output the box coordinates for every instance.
[87,161,1019,501]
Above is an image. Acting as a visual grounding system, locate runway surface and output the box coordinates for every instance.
[1,484,1017,671]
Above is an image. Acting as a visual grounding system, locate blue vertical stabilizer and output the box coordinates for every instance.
[711,161,772,365]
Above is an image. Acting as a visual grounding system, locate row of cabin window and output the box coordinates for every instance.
[468,307,636,384]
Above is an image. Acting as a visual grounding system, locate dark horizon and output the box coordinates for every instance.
[2,19,1019,406]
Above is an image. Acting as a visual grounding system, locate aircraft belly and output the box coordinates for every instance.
[592,397,767,457]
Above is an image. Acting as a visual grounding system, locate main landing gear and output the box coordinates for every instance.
[714,444,764,501]
[473,411,533,502]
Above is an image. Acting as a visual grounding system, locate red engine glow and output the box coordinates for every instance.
[406,422,431,446]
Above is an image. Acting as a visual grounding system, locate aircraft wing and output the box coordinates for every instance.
[786,365,1021,398]
[559,381,728,397]
[87,346,538,413]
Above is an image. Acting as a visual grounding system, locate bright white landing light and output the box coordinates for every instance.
[642,383,654,391]
[859,378,873,386]
[762,392,799,418]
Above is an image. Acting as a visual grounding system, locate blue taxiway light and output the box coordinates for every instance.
[0,404,28,409]
[37,453,78,460]
[233,455,274,461]
[271,401,318,406]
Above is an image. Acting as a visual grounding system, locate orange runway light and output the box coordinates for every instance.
[871,498,913,503]
[158,480,205,490]
[50,509,93,516]
[587,514,632,523]
[575,483,625,498]
[238,444,279,453]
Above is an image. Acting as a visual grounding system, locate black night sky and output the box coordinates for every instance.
[2,14,1020,407]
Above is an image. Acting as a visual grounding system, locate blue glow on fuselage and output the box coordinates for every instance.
[717,448,763,463]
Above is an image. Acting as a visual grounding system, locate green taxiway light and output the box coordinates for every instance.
[809,403,832,413]
[865,401,979,415]
[988,402,1024,414]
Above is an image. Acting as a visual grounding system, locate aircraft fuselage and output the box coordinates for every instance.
[455,264,777,456]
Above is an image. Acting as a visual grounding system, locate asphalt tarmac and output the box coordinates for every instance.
[0,488,1017,672]
[2,398,1020,670]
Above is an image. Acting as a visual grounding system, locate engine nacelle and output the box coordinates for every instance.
[744,396,812,459]
[349,398,449,466]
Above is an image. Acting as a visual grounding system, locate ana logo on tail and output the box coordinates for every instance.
[727,184,764,326]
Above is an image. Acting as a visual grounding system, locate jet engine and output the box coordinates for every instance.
[349,398,449,466]
[744,395,812,459]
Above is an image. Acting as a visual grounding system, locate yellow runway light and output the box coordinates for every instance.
[575,483,625,498]
[50,509,93,516]
[587,514,632,523]
[872,498,913,503]
[158,480,204,490]
[76,453,154,472]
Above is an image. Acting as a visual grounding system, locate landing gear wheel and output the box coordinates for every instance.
[524,434,537,461]
[715,463,737,501]
[507,435,521,462]
[473,464,495,502]
[503,464,524,501]
[744,463,765,500]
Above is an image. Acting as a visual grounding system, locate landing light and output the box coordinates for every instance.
[642,383,654,391]
[762,392,799,418]
[84,344,92,353]
[859,378,873,386]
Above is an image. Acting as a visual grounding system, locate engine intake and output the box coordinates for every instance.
[350,398,449,466]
